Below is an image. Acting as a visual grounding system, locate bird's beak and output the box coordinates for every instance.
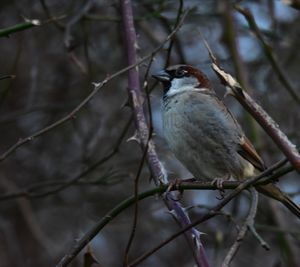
[152,70,171,82]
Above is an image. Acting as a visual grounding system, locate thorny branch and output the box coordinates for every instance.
[56,7,194,267]
[55,157,289,267]
[128,160,283,267]
[119,1,208,266]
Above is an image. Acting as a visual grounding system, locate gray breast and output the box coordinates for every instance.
[162,91,248,180]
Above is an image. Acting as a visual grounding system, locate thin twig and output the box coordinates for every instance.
[234,5,300,107]
[64,0,95,50]
[0,15,67,37]
[0,148,292,202]
[248,224,270,251]
[0,75,16,81]
[122,131,152,266]
[221,188,258,267]
[0,117,132,201]
[0,12,188,163]
[39,0,65,30]
[164,0,184,67]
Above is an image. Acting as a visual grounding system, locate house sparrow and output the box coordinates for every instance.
[153,64,300,219]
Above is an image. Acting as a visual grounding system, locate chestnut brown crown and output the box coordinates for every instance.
[152,64,212,95]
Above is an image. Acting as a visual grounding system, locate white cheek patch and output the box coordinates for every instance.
[166,77,199,96]
[166,77,209,97]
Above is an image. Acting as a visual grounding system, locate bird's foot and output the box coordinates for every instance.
[166,178,184,193]
[165,178,194,201]
[211,178,226,199]
[211,178,225,190]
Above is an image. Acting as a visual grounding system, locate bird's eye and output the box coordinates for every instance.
[175,69,187,78]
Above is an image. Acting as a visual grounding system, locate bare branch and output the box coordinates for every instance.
[221,188,259,267]
[0,13,188,163]
[128,161,282,267]
[234,5,300,107]
[203,40,300,175]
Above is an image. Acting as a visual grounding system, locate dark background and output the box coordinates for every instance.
[0,1,300,266]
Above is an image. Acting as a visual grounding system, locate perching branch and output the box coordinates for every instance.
[128,161,281,267]
[55,159,283,267]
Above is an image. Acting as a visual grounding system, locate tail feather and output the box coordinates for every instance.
[256,183,300,220]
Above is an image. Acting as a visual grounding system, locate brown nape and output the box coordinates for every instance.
[183,65,212,89]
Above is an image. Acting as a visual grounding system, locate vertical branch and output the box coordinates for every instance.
[164,0,184,67]
[120,0,165,183]
[234,5,300,107]
[222,1,248,89]
[119,1,209,266]
[221,0,258,143]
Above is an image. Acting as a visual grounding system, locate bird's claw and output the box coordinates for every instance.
[211,178,226,199]
[165,179,185,201]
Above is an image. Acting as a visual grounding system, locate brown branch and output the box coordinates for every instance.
[203,40,300,175]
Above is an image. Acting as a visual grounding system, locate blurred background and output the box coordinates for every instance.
[0,0,300,266]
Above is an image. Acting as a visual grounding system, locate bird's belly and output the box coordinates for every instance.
[163,108,246,180]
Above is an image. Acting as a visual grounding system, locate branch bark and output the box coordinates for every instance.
[203,40,300,175]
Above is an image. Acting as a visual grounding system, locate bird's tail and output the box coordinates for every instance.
[256,183,300,220]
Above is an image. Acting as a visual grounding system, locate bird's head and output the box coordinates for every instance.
[152,65,212,97]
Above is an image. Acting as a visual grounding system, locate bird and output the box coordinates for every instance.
[152,64,300,219]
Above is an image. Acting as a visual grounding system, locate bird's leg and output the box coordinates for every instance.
[166,178,183,193]
[211,175,231,198]
[211,178,226,190]
[164,178,185,201]
[166,177,197,193]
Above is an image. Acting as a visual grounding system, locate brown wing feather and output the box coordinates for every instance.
[207,92,266,172]
[238,136,266,171]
